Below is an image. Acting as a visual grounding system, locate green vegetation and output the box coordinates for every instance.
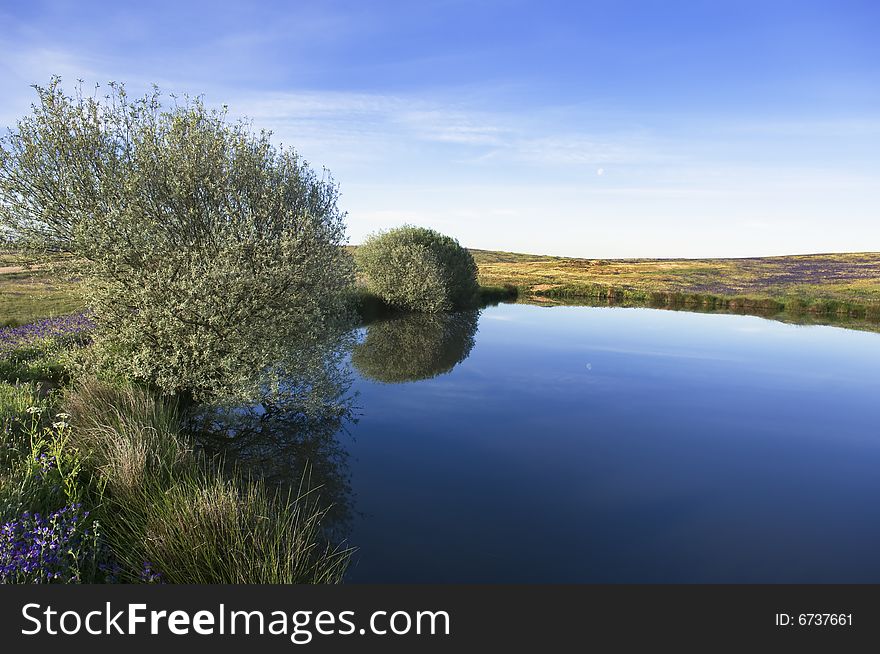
[0,382,90,519]
[0,265,82,328]
[0,79,353,584]
[478,284,520,305]
[0,79,354,399]
[355,226,479,312]
[0,376,349,583]
[63,378,350,583]
[0,382,112,582]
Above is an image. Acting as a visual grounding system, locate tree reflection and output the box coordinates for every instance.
[352,310,480,383]
[185,339,357,544]
[182,308,481,549]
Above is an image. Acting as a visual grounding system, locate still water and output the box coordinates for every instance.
[343,303,880,582]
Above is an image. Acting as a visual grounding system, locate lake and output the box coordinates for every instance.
[341,303,880,582]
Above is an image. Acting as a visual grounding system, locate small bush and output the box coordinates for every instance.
[355,226,479,312]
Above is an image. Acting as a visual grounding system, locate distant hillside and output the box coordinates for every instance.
[471,249,880,321]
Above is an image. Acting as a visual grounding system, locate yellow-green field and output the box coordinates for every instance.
[474,250,880,320]
[0,258,82,326]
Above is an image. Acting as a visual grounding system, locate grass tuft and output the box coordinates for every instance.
[62,378,351,584]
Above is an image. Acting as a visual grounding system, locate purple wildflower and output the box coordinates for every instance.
[98,560,123,584]
[0,313,94,360]
[34,452,57,480]
[0,503,105,584]
[139,561,163,584]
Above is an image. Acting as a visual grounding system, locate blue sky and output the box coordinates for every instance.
[1,0,878,257]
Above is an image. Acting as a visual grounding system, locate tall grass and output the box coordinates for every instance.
[63,378,351,584]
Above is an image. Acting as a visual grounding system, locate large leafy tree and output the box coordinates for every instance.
[0,79,355,398]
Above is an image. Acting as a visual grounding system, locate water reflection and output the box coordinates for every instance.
[186,340,358,543]
[181,308,482,550]
[346,303,880,582]
[352,310,480,383]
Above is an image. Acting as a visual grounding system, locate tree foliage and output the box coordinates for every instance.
[355,225,478,312]
[0,79,355,398]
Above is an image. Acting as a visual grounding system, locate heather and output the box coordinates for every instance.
[0,314,93,382]
[473,250,880,323]
[0,314,93,353]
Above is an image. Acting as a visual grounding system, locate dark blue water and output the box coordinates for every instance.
[343,303,880,582]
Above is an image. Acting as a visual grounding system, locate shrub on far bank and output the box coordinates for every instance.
[355,226,479,312]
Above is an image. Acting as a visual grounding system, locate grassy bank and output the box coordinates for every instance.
[473,250,880,321]
[0,270,82,327]
[63,379,350,583]
[0,328,351,583]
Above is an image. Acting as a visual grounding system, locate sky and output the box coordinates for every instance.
[1,0,878,257]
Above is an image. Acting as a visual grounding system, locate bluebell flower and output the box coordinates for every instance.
[0,313,94,361]
[0,504,113,584]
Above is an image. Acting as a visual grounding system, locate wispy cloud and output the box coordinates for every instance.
[228,89,676,173]
[396,109,510,145]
